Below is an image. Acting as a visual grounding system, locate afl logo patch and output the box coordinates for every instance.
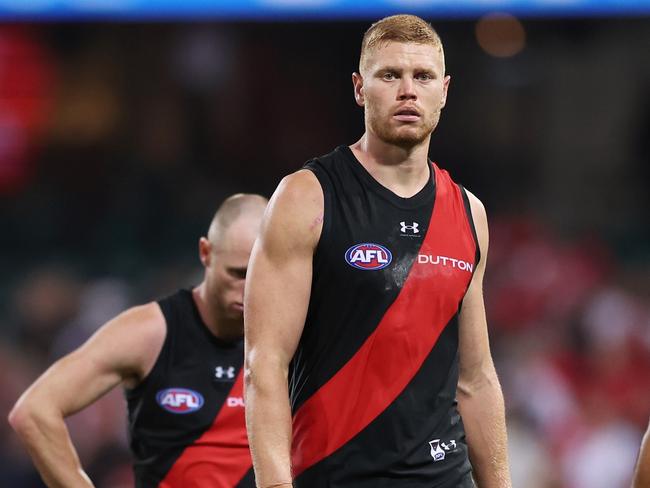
[156,388,204,414]
[345,243,392,270]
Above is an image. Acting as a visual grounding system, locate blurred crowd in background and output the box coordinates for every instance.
[0,16,649,488]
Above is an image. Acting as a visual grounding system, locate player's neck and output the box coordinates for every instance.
[192,285,244,342]
[350,133,431,198]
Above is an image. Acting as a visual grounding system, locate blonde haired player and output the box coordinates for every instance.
[245,14,511,488]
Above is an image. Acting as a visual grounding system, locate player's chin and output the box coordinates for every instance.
[227,302,245,318]
[385,129,428,148]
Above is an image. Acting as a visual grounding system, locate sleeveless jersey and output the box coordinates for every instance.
[290,145,480,487]
[125,289,254,488]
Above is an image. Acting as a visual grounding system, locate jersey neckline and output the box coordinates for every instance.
[337,145,435,210]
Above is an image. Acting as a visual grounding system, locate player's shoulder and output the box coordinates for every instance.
[269,169,323,221]
[100,301,166,345]
[91,302,167,381]
[114,301,165,327]
[462,187,487,224]
[277,145,346,205]
[461,187,489,254]
[277,169,322,201]
[260,169,323,250]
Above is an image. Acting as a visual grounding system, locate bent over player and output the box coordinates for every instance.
[244,15,511,488]
[9,193,267,488]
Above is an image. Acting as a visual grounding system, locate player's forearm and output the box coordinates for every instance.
[245,362,294,488]
[457,366,511,488]
[8,403,94,488]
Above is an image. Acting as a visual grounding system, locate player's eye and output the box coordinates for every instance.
[416,72,434,81]
[228,268,247,279]
[382,72,397,81]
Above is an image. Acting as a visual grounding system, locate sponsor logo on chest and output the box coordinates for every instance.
[227,396,245,408]
[156,388,204,414]
[418,254,473,273]
[345,243,393,270]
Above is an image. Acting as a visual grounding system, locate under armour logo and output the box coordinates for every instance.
[215,366,236,380]
[441,440,456,451]
[400,221,419,234]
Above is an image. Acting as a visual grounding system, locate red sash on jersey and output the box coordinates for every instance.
[159,371,252,487]
[291,164,477,477]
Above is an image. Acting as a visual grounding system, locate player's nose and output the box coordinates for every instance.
[397,76,417,100]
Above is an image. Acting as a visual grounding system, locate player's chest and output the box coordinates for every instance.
[151,345,243,417]
[322,205,475,297]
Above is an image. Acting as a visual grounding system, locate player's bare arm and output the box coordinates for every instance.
[8,302,166,488]
[456,191,511,488]
[632,419,650,488]
[244,170,323,488]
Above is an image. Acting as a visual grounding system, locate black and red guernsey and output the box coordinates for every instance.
[290,145,479,487]
[125,289,253,488]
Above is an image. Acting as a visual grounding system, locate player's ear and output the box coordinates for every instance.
[352,72,364,107]
[199,237,211,267]
[440,74,451,109]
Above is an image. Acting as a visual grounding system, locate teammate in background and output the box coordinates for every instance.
[633,419,650,488]
[244,15,510,488]
[9,193,268,488]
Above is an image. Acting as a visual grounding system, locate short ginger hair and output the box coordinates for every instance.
[359,14,444,73]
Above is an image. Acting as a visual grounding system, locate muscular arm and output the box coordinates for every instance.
[7,302,165,488]
[244,170,323,488]
[456,192,511,488]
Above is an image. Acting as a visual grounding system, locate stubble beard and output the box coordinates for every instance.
[368,108,441,149]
